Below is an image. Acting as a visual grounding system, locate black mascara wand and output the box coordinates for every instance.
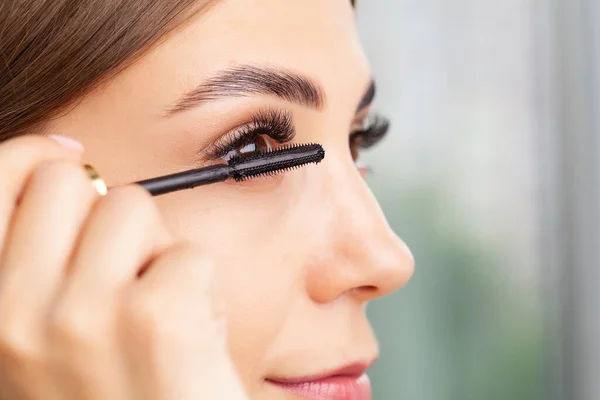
[135,143,325,196]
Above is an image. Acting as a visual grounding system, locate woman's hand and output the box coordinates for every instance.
[0,135,248,400]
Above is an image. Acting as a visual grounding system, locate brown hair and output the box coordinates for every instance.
[0,1,356,142]
[0,0,209,141]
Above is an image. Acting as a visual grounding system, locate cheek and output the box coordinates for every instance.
[154,186,304,380]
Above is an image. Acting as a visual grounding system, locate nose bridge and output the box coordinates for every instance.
[305,153,415,304]
[324,152,396,246]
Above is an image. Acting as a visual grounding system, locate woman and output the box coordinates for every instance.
[0,0,414,399]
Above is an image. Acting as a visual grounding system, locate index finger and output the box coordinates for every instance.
[0,135,83,251]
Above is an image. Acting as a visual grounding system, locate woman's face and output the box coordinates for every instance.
[49,0,414,398]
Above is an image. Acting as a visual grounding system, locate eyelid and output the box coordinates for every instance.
[204,123,260,160]
[202,109,295,161]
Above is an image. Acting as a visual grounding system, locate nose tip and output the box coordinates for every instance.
[350,227,415,302]
[378,232,415,294]
[304,153,415,304]
[306,211,415,304]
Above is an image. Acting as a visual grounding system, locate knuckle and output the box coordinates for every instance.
[0,333,38,367]
[181,243,216,281]
[123,287,224,351]
[124,294,165,336]
[32,161,91,193]
[171,242,213,265]
[0,136,60,193]
[1,135,56,158]
[0,316,39,364]
[0,135,67,171]
[50,304,100,347]
[146,244,216,302]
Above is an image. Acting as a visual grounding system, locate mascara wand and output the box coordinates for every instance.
[135,143,325,196]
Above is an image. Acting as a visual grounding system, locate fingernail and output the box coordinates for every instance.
[48,134,84,153]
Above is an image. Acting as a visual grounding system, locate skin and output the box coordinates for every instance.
[0,0,414,399]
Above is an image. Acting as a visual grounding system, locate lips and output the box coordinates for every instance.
[266,362,373,400]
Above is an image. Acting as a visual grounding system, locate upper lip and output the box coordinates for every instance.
[266,360,375,384]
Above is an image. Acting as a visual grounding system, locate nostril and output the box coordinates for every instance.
[354,285,378,296]
[361,285,377,292]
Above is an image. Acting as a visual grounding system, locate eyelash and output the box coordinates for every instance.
[203,110,389,168]
[204,109,295,160]
[349,114,390,155]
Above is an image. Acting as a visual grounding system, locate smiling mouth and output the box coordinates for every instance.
[266,362,373,400]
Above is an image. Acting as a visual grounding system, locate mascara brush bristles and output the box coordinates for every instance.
[228,143,324,164]
[234,166,301,182]
[228,143,325,182]
[135,143,325,196]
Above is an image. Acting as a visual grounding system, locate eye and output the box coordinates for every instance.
[203,109,295,162]
[222,135,274,161]
[349,114,390,176]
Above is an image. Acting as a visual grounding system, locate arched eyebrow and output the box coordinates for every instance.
[165,65,326,115]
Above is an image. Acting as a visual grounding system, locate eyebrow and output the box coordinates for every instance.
[166,65,325,115]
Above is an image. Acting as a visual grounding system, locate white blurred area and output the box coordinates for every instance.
[355,1,598,399]
[357,0,538,280]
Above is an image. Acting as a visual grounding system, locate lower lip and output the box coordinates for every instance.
[267,374,371,400]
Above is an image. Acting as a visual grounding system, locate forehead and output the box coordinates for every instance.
[122,0,367,103]
[58,0,370,136]
[173,0,362,68]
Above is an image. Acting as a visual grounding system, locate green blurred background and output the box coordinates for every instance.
[356,1,599,399]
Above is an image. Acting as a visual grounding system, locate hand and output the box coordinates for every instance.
[0,135,248,400]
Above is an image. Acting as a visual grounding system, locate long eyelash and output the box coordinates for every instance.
[350,114,390,149]
[204,109,295,160]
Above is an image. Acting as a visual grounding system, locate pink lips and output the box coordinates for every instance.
[267,363,372,400]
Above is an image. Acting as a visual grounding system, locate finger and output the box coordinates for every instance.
[0,161,99,336]
[0,135,82,255]
[63,185,173,304]
[121,244,230,400]
[134,242,223,327]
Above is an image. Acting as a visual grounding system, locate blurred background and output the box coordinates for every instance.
[356,1,599,399]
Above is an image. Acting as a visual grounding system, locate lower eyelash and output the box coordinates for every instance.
[204,109,295,160]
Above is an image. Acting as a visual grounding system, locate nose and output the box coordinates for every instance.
[305,155,415,304]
